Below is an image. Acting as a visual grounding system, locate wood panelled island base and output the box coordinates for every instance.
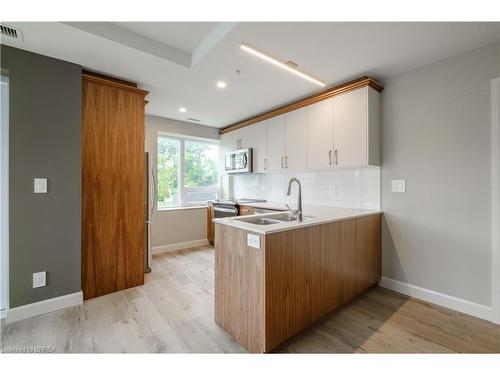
[214,214,381,353]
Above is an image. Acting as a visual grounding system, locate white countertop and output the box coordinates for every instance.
[213,203,382,234]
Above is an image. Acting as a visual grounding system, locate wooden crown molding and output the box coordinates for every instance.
[82,73,149,96]
[219,76,383,135]
[82,70,138,88]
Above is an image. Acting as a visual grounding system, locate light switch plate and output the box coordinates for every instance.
[34,178,48,193]
[391,179,406,193]
[247,233,261,249]
[33,271,46,288]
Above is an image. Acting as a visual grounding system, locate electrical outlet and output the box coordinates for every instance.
[247,233,261,249]
[33,271,46,288]
[34,178,48,193]
[391,179,406,193]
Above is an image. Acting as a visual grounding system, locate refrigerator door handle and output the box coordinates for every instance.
[150,169,157,219]
[145,162,156,273]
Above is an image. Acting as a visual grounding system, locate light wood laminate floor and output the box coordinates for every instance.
[1,247,499,353]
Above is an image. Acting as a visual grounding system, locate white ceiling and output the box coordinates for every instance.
[2,22,500,128]
[112,22,219,53]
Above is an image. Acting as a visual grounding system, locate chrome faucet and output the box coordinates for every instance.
[286,177,303,222]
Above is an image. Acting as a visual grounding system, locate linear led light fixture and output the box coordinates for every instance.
[240,43,325,87]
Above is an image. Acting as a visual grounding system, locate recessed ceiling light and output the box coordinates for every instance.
[240,43,325,87]
[179,107,187,113]
[216,81,227,88]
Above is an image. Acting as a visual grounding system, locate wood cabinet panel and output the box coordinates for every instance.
[264,226,322,351]
[262,214,381,352]
[339,219,358,304]
[356,214,382,293]
[214,224,265,353]
[318,221,343,316]
[82,76,147,300]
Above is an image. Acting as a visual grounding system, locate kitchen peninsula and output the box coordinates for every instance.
[214,205,382,352]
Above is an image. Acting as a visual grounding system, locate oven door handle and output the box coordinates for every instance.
[242,153,248,168]
[214,207,238,214]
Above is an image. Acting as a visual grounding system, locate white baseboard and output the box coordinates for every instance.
[0,309,7,319]
[152,239,210,255]
[5,291,83,324]
[379,277,495,323]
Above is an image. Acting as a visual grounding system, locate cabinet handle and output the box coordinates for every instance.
[285,156,288,168]
[264,158,267,170]
[328,150,332,165]
[281,156,284,169]
[334,149,338,165]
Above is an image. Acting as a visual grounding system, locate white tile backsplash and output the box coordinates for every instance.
[230,168,380,210]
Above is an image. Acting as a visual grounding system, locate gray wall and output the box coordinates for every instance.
[1,46,82,308]
[145,115,219,248]
[381,42,500,306]
[146,114,220,141]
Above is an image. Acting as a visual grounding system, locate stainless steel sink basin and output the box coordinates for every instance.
[236,217,281,225]
[267,213,299,222]
[235,213,313,225]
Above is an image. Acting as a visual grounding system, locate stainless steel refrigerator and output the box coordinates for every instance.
[145,152,154,273]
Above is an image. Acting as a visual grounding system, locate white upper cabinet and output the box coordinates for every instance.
[221,128,239,153]
[220,131,236,176]
[250,121,268,173]
[284,107,307,171]
[235,126,250,150]
[232,127,246,151]
[333,86,380,167]
[333,87,368,167]
[307,98,334,169]
[266,115,286,172]
[220,83,381,174]
[238,120,267,173]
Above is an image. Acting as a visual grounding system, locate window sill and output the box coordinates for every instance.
[157,205,208,212]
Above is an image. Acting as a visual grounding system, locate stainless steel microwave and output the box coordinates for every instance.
[225,148,253,174]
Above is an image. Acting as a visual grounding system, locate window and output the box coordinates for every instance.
[157,134,220,209]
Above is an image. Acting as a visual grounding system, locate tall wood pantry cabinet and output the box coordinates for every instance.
[81,74,149,300]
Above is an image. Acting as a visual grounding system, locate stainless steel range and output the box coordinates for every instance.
[211,198,266,218]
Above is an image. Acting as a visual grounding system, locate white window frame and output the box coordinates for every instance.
[157,132,220,210]
[1,74,9,316]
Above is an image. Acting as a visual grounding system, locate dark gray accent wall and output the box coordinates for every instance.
[1,45,82,308]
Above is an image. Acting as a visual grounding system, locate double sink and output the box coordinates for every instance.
[235,212,312,226]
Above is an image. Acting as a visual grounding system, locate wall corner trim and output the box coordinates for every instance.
[152,239,210,255]
[491,77,500,325]
[5,291,83,324]
[379,277,495,323]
